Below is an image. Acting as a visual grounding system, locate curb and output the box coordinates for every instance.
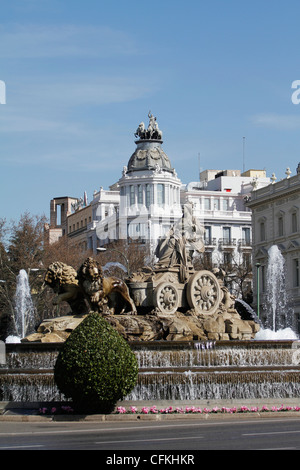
[1,410,300,422]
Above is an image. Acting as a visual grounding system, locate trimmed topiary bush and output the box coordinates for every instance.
[54,312,138,414]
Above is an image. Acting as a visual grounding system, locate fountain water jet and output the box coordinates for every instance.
[256,245,298,340]
[266,245,288,331]
[7,270,36,342]
[103,262,127,273]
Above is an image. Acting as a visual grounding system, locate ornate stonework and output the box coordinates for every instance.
[134,111,163,141]
[127,112,173,173]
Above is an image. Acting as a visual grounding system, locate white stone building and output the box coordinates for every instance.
[90,113,182,254]
[86,187,120,253]
[181,169,270,272]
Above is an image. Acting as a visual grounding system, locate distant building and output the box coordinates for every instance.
[247,166,300,331]
[181,168,270,270]
[47,196,78,243]
[102,113,182,251]
[86,187,120,253]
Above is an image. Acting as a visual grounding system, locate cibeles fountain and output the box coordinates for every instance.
[18,202,262,344]
[1,115,300,406]
[2,222,300,404]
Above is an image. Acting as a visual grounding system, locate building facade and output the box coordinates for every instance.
[181,169,270,269]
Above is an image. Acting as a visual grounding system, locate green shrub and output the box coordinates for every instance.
[54,312,138,414]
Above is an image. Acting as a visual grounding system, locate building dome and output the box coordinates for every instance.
[127,112,174,173]
[127,140,173,173]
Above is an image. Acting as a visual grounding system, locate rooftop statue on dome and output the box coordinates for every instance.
[135,111,163,141]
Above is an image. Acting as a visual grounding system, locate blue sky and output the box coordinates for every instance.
[1,0,300,224]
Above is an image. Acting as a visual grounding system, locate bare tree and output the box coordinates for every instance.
[96,239,150,279]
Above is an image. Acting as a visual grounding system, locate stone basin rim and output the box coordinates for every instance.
[4,339,299,353]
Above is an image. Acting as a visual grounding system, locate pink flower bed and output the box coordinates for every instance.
[39,405,74,415]
[116,404,300,415]
[38,403,300,415]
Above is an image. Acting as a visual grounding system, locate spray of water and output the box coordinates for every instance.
[102,261,127,273]
[11,269,36,340]
[256,245,298,340]
[265,246,288,331]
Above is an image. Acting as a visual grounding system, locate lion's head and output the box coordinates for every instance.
[44,261,79,291]
[77,257,103,283]
[44,261,88,314]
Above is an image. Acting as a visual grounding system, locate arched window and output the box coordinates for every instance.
[257,216,267,242]
[276,210,285,237]
[292,211,298,233]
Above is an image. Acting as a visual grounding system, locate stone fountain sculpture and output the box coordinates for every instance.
[23,207,260,343]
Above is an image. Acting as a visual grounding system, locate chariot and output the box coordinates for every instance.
[127,265,222,316]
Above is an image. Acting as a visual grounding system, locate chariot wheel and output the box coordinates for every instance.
[186,270,221,315]
[153,282,179,315]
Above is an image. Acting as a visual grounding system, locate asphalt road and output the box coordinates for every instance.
[1,416,300,452]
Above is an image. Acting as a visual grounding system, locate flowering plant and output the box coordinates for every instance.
[38,403,300,415]
[116,404,300,415]
[39,405,74,415]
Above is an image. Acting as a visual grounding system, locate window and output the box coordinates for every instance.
[157,184,165,206]
[146,184,153,208]
[223,227,231,244]
[242,227,251,245]
[260,222,266,241]
[292,212,298,233]
[204,226,212,244]
[243,252,252,268]
[278,216,284,237]
[223,252,232,265]
[223,199,229,211]
[130,185,135,206]
[138,185,143,205]
[204,198,211,210]
[293,259,300,287]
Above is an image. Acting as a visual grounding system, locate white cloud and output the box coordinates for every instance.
[0,114,88,135]
[0,23,138,58]
[0,74,158,133]
[27,77,154,107]
[251,113,300,130]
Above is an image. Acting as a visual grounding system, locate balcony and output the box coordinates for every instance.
[238,238,252,248]
[204,238,217,247]
[219,238,237,247]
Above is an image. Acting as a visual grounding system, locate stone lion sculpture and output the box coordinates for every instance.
[44,258,137,315]
[77,257,136,314]
[44,261,88,314]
